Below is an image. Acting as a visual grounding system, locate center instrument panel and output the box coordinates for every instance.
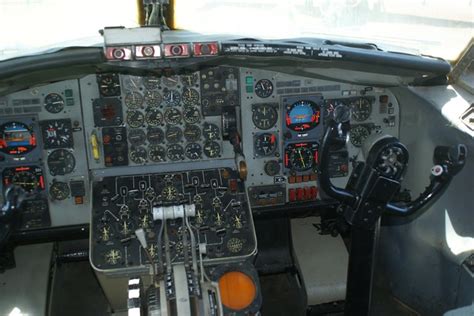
[0,66,400,234]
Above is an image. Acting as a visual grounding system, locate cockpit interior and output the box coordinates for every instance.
[0,1,472,315]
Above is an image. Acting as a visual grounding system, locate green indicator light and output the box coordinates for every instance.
[245,76,253,85]
[66,98,75,106]
[65,89,73,98]
[246,86,253,93]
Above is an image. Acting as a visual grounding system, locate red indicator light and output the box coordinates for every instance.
[30,134,36,146]
[285,114,291,126]
[270,134,276,143]
[193,42,219,56]
[314,151,319,164]
[39,176,45,189]
[15,167,30,172]
[164,44,190,57]
[284,153,289,167]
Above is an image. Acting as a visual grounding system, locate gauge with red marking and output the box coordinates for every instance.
[2,166,45,192]
[285,100,321,132]
[0,122,37,155]
[285,142,319,172]
[254,133,277,156]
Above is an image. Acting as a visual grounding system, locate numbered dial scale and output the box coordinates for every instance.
[90,169,257,270]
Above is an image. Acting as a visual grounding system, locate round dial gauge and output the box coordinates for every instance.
[181,73,198,86]
[149,145,166,162]
[161,184,178,201]
[144,90,162,107]
[128,129,146,146]
[202,123,220,140]
[143,77,160,90]
[203,141,221,158]
[44,93,65,114]
[165,126,183,143]
[252,104,278,130]
[289,146,313,171]
[11,170,39,192]
[184,125,201,142]
[264,160,281,176]
[98,74,121,96]
[105,249,122,265]
[126,110,145,128]
[183,107,200,124]
[167,144,185,161]
[0,122,36,155]
[164,108,182,125]
[350,125,370,147]
[49,181,70,200]
[326,100,351,123]
[182,88,200,106]
[129,146,148,164]
[162,75,179,87]
[47,149,76,175]
[163,89,181,106]
[286,100,321,132]
[146,127,164,144]
[255,79,274,98]
[122,76,142,90]
[350,98,372,122]
[145,108,163,126]
[41,119,73,149]
[254,133,277,156]
[124,91,144,109]
[185,143,202,160]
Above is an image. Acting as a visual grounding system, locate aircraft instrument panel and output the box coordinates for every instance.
[0,67,400,235]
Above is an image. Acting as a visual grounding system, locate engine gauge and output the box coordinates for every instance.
[126,110,145,128]
[185,143,202,160]
[0,122,37,155]
[167,144,185,161]
[202,123,220,140]
[181,73,199,86]
[350,125,370,147]
[129,146,148,164]
[286,100,321,132]
[44,93,65,114]
[161,184,178,201]
[289,146,314,172]
[49,181,70,201]
[124,91,144,109]
[97,74,121,97]
[350,98,372,122]
[40,119,73,149]
[254,133,277,156]
[104,249,122,265]
[163,89,181,106]
[122,76,142,90]
[162,75,179,87]
[147,127,164,144]
[182,88,200,106]
[144,90,162,107]
[47,149,76,175]
[254,79,274,98]
[128,128,146,146]
[183,107,201,124]
[165,126,183,143]
[203,141,220,158]
[252,104,278,130]
[164,108,182,125]
[149,145,166,162]
[184,125,201,142]
[143,76,160,90]
[145,108,163,126]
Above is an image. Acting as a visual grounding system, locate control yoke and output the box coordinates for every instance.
[319,120,467,228]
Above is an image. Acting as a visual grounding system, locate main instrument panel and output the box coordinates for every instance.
[0,66,400,232]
